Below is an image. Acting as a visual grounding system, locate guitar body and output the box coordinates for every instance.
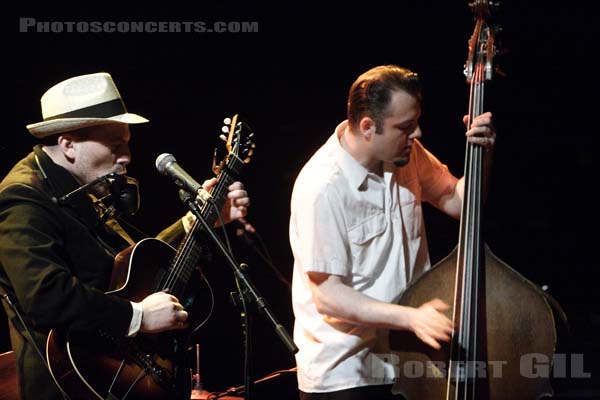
[47,238,201,400]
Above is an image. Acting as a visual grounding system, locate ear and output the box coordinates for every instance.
[358,117,376,141]
[57,134,76,162]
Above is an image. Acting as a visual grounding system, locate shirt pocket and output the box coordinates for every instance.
[347,212,388,277]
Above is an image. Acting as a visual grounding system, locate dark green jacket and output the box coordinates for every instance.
[0,145,184,399]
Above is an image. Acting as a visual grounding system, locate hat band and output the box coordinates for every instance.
[44,98,127,121]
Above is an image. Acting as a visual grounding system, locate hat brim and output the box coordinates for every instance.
[26,113,149,138]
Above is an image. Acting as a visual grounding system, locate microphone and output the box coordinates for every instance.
[155,153,212,203]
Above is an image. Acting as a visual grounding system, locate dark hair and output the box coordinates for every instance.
[347,65,422,133]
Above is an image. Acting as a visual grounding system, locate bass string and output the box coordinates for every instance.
[448,37,488,400]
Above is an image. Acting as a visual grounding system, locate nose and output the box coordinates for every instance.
[409,125,422,139]
[116,145,131,168]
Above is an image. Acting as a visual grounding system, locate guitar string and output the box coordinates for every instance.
[107,359,126,396]
[163,172,226,293]
[121,367,151,400]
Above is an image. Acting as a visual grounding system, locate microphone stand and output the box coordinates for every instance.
[180,194,298,400]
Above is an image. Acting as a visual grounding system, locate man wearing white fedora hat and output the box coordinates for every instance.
[0,72,251,399]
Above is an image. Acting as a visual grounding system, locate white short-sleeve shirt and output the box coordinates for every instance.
[290,120,457,393]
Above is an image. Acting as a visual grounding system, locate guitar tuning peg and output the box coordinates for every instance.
[219,134,228,142]
[223,117,231,125]
[212,148,218,173]
[221,126,229,133]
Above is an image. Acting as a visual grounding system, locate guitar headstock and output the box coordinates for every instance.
[213,114,256,175]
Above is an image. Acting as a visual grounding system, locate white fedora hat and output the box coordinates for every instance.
[26,72,149,138]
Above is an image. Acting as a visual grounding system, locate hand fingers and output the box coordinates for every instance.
[467,135,495,149]
[228,181,244,191]
[228,190,250,205]
[174,312,189,329]
[238,217,257,233]
[466,126,495,149]
[466,125,495,138]
[164,294,180,305]
[415,322,452,350]
[415,299,454,348]
[156,290,180,304]
[417,331,442,350]
[425,319,453,339]
[429,298,450,311]
[232,206,248,219]
[463,112,494,130]
[464,111,492,123]
[228,182,251,208]
[176,309,188,322]
[202,177,218,190]
[175,321,189,330]
[465,114,496,150]
[422,313,453,337]
[174,309,189,329]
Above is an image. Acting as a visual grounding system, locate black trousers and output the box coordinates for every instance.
[299,384,404,400]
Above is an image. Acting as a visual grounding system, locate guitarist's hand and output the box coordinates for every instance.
[182,178,250,231]
[138,291,189,333]
[206,178,250,224]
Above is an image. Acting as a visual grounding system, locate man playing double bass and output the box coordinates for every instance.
[289,64,496,399]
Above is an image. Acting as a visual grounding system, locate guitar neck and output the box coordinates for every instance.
[165,153,244,299]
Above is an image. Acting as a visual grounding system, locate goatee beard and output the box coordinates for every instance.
[393,157,409,167]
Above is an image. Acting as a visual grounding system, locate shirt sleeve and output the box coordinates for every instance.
[127,301,143,337]
[156,218,186,245]
[412,140,458,203]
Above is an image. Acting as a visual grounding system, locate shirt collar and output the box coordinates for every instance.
[333,120,370,190]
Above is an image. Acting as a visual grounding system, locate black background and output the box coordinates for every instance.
[3,1,599,398]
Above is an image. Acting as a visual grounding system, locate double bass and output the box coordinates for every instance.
[390,2,560,399]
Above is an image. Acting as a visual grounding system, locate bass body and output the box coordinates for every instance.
[390,245,557,400]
